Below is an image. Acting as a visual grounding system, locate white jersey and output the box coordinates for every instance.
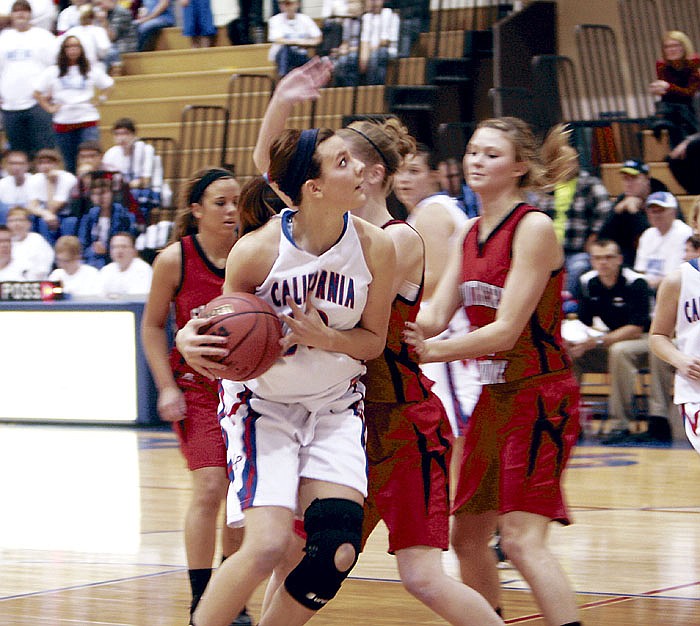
[674,260,700,404]
[406,192,481,436]
[243,209,371,403]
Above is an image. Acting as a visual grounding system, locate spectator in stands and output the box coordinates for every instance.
[563,239,652,442]
[0,0,57,31]
[34,35,114,174]
[0,0,57,159]
[389,0,429,58]
[26,148,78,243]
[63,4,112,71]
[359,0,399,85]
[667,131,700,195]
[634,191,692,291]
[78,177,136,268]
[134,0,175,52]
[103,117,159,223]
[103,118,155,190]
[67,140,108,222]
[94,0,137,76]
[324,0,362,87]
[48,234,101,295]
[0,224,29,280]
[0,150,33,225]
[98,230,152,296]
[684,234,700,262]
[649,30,700,149]
[437,156,479,217]
[531,147,612,299]
[5,206,54,278]
[235,0,264,45]
[597,159,668,268]
[267,0,322,77]
[180,0,217,48]
[56,0,87,34]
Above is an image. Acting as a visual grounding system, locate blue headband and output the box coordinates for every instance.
[189,169,233,205]
[276,128,320,203]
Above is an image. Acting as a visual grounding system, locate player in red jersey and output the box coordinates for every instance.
[405,117,582,626]
[141,168,253,626]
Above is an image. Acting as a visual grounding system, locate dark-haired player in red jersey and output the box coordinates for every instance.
[141,168,253,626]
[405,117,583,626]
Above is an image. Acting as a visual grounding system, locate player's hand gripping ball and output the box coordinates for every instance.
[199,293,283,381]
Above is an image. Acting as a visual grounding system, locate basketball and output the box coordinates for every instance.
[199,293,283,381]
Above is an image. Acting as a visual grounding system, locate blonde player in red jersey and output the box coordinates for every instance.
[404,118,582,626]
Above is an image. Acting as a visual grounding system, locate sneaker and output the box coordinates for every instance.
[230,607,253,626]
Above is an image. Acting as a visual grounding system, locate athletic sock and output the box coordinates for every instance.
[189,568,213,616]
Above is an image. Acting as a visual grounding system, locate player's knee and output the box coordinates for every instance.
[284,498,364,611]
[192,479,227,510]
[400,567,440,602]
[246,532,292,576]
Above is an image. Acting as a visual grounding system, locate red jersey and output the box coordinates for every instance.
[169,234,226,379]
[364,220,433,403]
[460,203,570,385]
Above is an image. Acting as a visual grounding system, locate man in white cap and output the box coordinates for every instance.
[635,191,692,290]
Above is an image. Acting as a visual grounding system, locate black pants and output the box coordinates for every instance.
[669,134,700,194]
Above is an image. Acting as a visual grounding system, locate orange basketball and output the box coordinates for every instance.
[199,293,283,381]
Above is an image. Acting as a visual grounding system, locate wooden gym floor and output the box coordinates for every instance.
[1,423,698,625]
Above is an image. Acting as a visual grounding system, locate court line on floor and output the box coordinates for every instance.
[0,568,186,602]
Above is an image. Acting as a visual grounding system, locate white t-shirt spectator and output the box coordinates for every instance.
[634,219,693,282]
[0,26,57,110]
[0,174,34,208]
[99,256,153,296]
[361,8,399,57]
[11,231,54,279]
[267,12,321,62]
[34,65,113,125]
[26,170,77,206]
[103,141,155,183]
[0,0,57,31]
[49,264,101,296]
[61,25,111,68]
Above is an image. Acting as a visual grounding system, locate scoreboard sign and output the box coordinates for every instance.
[0,281,64,301]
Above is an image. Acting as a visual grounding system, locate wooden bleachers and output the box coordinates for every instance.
[597,129,697,222]
[101,33,389,194]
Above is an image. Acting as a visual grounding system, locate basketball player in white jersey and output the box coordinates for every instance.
[394,147,481,440]
[650,256,700,454]
[175,57,397,626]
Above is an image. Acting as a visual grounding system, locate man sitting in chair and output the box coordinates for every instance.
[563,239,653,444]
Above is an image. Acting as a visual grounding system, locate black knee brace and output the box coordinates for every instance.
[284,497,364,610]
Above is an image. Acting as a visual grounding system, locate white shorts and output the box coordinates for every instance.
[219,376,367,526]
[680,403,700,455]
[421,308,482,437]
